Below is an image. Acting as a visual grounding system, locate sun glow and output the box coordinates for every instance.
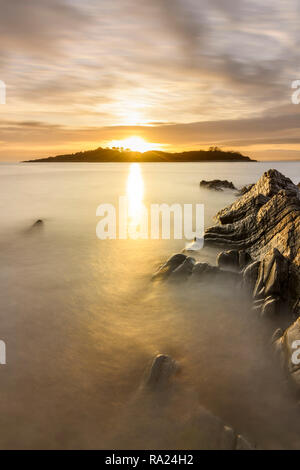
[109,136,160,153]
[126,163,147,238]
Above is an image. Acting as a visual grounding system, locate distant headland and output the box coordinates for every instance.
[24,146,254,163]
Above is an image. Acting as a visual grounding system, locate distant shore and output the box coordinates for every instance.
[24,146,254,163]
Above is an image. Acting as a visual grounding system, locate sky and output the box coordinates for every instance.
[0,0,300,161]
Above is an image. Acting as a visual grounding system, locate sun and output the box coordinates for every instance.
[108,136,160,153]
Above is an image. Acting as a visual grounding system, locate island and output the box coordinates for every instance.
[24,146,254,163]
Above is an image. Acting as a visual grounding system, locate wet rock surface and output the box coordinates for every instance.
[145,354,178,390]
[152,169,300,440]
[204,170,300,312]
[204,170,300,389]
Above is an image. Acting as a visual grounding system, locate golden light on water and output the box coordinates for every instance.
[126,163,145,233]
[109,136,161,153]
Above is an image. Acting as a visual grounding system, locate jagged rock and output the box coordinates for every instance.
[271,328,284,344]
[192,262,241,285]
[273,317,300,391]
[253,249,289,300]
[239,250,252,270]
[261,296,280,318]
[217,249,240,270]
[145,354,178,389]
[200,179,236,191]
[243,261,261,293]
[152,253,187,280]
[217,249,252,271]
[170,256,195,279]
[236,183,255,196]
[193,262,219,278]
[205,170,300,310]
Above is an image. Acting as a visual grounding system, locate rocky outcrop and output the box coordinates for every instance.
[200,179,236,191]
[153,170,300,393]
[152,253,187,280]
[217,249,252,271]
[236,183,255,196]
[204,170,300,312]
[153,254,241,285]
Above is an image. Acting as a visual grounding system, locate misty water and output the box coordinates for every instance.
[0,161,300,449]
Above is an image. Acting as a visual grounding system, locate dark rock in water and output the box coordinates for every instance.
[192,263,219,280]
[253,249,289,301]
[271,328,284,344]
[200,179,236,191]
[261,296,280,318]
[152,253,187,280]
[238,250,252,270]
[217,249,251,271]
[170,256,195,279]
[192,262,212,276]
[217,249,240,270]
[25,219,44,234]
[34,219,43,225]
[145,354,177,389]
[192,262,241,284]
[243,261,260,293]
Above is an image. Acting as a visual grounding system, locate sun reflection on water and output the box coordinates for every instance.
[126,163,145,235]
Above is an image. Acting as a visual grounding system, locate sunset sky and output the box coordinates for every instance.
[1,0,300,161]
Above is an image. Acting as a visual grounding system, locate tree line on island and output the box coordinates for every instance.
[25,146,254,162]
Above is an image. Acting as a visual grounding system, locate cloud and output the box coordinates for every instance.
[0,0,90,58]
[1,108,300,160]
[0,0,299,160]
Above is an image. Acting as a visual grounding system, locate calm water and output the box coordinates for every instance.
[0,161,299,449]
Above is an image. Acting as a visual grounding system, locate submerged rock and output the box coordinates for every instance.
[145,354,178,389]
[34,219,43,226]
[25,219,44,234]
[170,256,195,280]
[152,253,187,280]
[217,249,252,271]
[236,183,255,196]
[200,179,236,191]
